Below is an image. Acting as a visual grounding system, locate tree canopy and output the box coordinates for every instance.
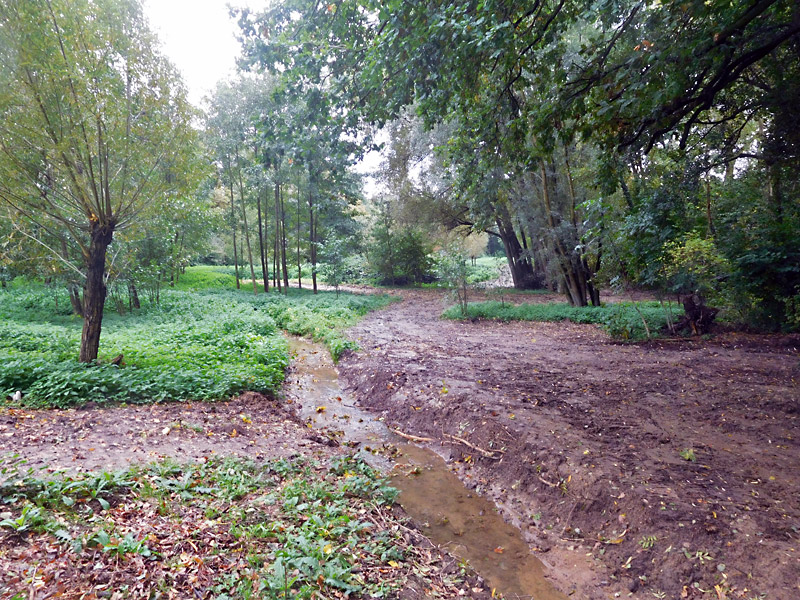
[0,0,206,360]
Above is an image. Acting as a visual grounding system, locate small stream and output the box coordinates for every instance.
[287,337,566,600]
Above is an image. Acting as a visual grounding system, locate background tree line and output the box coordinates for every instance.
[234,0,799,329]
[2,0,798,360]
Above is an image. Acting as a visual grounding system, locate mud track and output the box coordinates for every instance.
[337,289,800,600]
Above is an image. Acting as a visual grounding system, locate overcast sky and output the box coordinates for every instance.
[143,0,264,107]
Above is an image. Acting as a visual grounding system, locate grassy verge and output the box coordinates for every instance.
[443,300,675,340]
[0,276,392,408]
[0,454,465,599]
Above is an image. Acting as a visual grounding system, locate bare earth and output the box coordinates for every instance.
[337,289,800,600]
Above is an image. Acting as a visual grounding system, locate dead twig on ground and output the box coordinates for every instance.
[390,428,434,443]
[442,432,504,459]
[538,475,559,487]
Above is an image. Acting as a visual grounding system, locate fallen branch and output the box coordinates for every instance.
[390,428,434,443]
[538,475,559,488]
[442,432,504,459]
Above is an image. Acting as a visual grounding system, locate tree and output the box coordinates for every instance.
[238,0,799,325]
[0,0,202,361]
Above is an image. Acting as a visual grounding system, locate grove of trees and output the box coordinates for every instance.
[2,0,798,349]
[233,0,799,327]
[0,0,208,360]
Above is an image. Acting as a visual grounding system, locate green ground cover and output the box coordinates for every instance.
[0,454,433,599]
[443,300,676,340]
[0,269,392,408]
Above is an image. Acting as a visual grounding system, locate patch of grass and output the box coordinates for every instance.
[442,300,673,340]
[0,282,391,408]
[173,265,238,290]
[256,290,394,361]
[464,256,505,285]
[0,453,461,599]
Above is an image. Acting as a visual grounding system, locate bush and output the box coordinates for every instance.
[367,226,435,285]
[173,266,238,290]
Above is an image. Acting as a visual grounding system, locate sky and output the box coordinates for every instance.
[143,0,264,107]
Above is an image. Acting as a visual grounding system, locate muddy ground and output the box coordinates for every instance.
[338,289,800,600]
[2,287,798,599]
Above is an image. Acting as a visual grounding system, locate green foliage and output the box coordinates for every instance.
[465,257,505,285]
[318,236,351,295]
[435,249,471,316]
[256,290,394,361]
[172,266,239,290]
[367,222,435,286]
[0,289,288,407]
[442,300,672,340]
[0,281,390,407]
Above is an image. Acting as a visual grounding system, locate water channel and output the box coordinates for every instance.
[286,337,567,600]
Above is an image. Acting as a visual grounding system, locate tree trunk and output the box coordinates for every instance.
[280,185,289,292]
[297,178,302,289]
[79,221,115,363]
[237,153,258,294]
[128,281,140,310]
[67,283,83,316]
[494,209,540,289]
[257,186,269,292]
[309,194,317,294]
[228,176,240,289]
[672,294,719,335]
[274,178,282,292]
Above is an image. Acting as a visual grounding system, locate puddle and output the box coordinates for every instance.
[287,337,566,599]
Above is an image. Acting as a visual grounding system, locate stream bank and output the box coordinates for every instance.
[337,288,800,600]
[286,336,568,600]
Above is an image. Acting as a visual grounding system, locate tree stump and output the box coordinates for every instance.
[672,294,719,335]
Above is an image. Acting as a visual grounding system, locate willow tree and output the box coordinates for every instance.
[0,0,200,361]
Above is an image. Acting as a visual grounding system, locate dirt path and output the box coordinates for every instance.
[337,289,800,600]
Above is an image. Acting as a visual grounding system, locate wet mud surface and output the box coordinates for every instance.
[286,337,565,599]
[337,288,800,600]
[0,392,317,473]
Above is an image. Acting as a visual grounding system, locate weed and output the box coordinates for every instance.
[0,454,424,598]
[1,281,391,408]
[683,548,714,564]
[680,448,697,462]
[639,534,658,549]
[90,530,153,558]
[0,504,48,535]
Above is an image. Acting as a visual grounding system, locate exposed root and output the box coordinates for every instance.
[442,432,504,459]
[390,428,434,443]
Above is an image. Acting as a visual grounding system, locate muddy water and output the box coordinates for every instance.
[287,337,566,600]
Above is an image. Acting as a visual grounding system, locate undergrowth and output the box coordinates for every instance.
[0,454,421,599]
[442,300,674,340]
[0,276,391,408]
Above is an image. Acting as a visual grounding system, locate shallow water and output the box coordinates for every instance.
[287,337,566,599]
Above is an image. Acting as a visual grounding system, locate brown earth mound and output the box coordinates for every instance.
[338,288,800,600]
